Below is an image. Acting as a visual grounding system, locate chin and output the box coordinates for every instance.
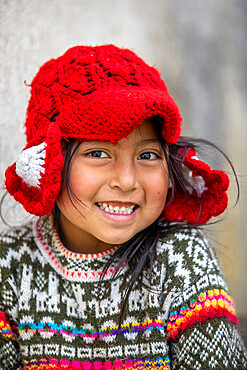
[99,233,136,246]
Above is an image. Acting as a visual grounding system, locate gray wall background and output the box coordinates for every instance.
[0,0,247,318]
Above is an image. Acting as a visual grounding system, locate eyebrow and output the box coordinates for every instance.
[82,138,160,145]
[137,138,161,146]
[113,138,161,149]
[80,138,161,149]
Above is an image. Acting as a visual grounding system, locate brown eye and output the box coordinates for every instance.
[88,151,108,158]
[138,152,158,160]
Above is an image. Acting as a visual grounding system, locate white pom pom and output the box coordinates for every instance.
[189,156,208,196]
[183,165,208,197]
[190,174,208,197]
[16,142,46,187]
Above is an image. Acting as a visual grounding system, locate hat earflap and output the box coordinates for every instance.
[163,148,229,224]
[5,122,64,216]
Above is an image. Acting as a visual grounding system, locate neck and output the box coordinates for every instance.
[56,213,115,254]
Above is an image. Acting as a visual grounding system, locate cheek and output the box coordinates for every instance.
[143,172,168,218]
[154,177,168,204]
[151,168,169,201]
[70,168,102,202]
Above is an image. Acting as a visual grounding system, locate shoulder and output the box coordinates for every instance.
[158,230,247,368]
[0,220,37,259]
[157,229,224,289]
[155,229,238,334]
[0,218,34,269]
[0,218,44,286]
[157,227,213,257]
[154,228,230,321]
[0,220,38,316]
[0,221,33,242]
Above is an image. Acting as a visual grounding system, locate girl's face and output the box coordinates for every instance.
[57,119,169,254]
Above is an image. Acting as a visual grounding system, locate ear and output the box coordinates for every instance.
[162,148,229,224]
[5,122,64,216]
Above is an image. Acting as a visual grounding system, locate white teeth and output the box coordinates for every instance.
[97,202,136,215]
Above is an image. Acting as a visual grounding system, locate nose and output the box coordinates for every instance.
[108,157,138,192]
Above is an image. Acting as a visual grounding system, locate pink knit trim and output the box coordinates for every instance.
[23,357,171,369]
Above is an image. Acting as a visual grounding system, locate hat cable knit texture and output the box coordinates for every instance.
[5,44,229,223]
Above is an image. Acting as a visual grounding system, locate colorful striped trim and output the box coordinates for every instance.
[19,318,164,339]
[0,311,18,341]
[167,289,238,340]
[23,357,170,369]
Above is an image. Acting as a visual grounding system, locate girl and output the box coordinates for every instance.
[1,45,246,369]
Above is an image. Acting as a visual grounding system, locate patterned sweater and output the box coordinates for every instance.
[0,218,246,370]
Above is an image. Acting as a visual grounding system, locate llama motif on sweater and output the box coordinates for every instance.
[0,218,246,369]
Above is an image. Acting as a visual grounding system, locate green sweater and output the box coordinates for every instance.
[0,217,246,369]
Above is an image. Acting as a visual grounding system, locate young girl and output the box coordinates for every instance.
[1,45,246,369]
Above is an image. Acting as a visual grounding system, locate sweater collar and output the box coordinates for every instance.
[33,217,122,282]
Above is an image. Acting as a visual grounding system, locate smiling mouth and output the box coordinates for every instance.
[96,202,137,215]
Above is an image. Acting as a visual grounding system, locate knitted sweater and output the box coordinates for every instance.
[0,218,246,370]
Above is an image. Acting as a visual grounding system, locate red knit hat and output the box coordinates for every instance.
[5,44,229,223]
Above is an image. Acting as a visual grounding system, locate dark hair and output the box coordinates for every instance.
[53,123,239,325]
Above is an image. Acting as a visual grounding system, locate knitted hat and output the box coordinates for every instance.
[5,44,229,223]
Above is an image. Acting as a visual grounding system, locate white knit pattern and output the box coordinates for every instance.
[15,142,46,187]
[1,221,247,368]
